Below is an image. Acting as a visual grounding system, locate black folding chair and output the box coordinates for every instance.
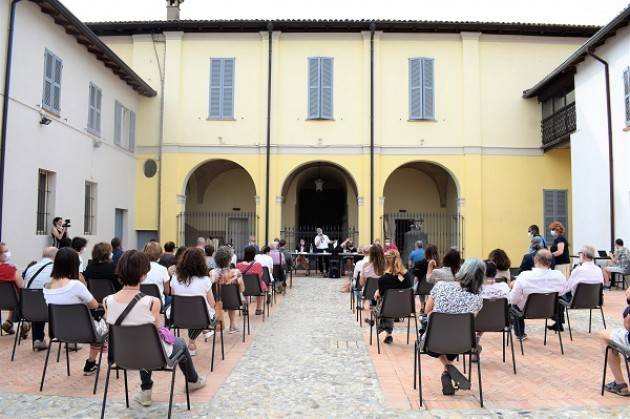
[371,288,417,353]
[510,292,564,355]
[243,274,269,321]
[273,264,286,296]
[40,304,107,395]
[0,282,19,337]
[170,295,223,372]
[221,284,249,342]
[351,272,359,313]
[560,283,606,340]
[414,312,483,407]
[415,275,434,313]
[87,279,116,304]
[140,283,167,323]
[475,298,517,374]
[11,288,48,361]
[601,340,630,396]
[358,277,379,326]
[100,323,190,419]
[610,268,630,290]
[262,267,275,306]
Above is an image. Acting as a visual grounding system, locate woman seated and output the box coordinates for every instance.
[83,242,121,292]
[237,245,267,315]
[0,242,24,335]
[210,246,245,334]
[423,258,484,396]
[142,241,171,306]
[254,245,275,283]
[373,249,413,344]
[294,238,310,272]
[480,260,510,299]
[105,250,206,407]
[427,249,461,284]
[488,248,512,283]
[43,247,101,376]
[359,244,385,289]
[170,247,216,356]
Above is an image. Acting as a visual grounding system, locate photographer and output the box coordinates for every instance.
[50,217,71,248]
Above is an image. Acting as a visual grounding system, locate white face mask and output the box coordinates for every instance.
[550,230,558,237]
[528,231,533,237]
[3,251,11,261]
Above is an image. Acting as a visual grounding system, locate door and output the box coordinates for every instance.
[227,217,248,260]
[115,208,126,246]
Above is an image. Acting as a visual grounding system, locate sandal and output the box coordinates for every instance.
[446,365,471,390]
[605,381,630,396]
[441,372,455,395]
[255,309,264,315]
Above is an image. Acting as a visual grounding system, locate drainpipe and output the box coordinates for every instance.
[151,34,166,242]
[0,0,22,241]
[264,22,273,244]
[369,22,375,243]
[586,50,615,250]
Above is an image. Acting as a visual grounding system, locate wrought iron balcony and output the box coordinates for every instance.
[541,102,576,148]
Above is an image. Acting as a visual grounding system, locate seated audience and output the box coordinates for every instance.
[237,245,267,315]
[142,241,171,305]
[603,238,630,288]
[195,237,206,249]
[104,250,206,407]
[480,260,510,299]
[0,242,24,335]
[43,247,101,375]
[167,246,187,277]
[71,236,88,274]
[508,249,566,339]
[427,249,461,284]
[246,235,260,254]
[278,239,293,273]
[170,247,216,356]
[210,246,245,334]
[423,258,484,395]
[383,238,398,252]
[110,237,123,268]
[359,244,385,289]
[269,242,287,291]
[350,245,369,302]
[204,244,217,270]
[158,241,177,268]
[373,250,413,344]
[489,248,512,283]
[518,236,544,274]
[83,242,121,292]
[255,245,275,283]
[600,305,630,396]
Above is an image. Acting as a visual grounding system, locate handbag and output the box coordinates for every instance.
[158,326,176,345]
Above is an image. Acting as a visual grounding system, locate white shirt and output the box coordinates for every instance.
[353,257,367,283]
[480,282,511,299]
[79,254,86,273]
[254,254,275,282]
[314,234,331,250]
[24,257,54,289]
[565,261,604,295]
[509,267,567,310]
[44,280,93,306]
[142,261,170,303]
[231,253,237,266]
[170,274,215,318]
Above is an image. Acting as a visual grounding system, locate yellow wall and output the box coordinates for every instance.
[186,168,256,212]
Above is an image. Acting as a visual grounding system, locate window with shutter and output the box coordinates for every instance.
[543,189,568,243]
[114,101,122,146]
[409,57,435,120]
[87,83,102,135]
[624,67,630,127]
[308,57,320,119]
[84,182,97,235]
[42,50,62,113]
[129,111,136,152]
[113,100,135,152]
[208,58,235,119]
[307,57,334,120]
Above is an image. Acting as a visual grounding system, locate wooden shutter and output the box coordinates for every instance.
[422,58,435,120]
[128,111,136,152]
[94,87,102,133]
[320,57,333,119]
[222,58,234,118]
[88,84,95,131]
[409,58,423,119]
[114,101,122,146]
[209,58,222,118]
[308,57,320,119]
[43,51,54,110]
[544,190,568,243]
[52,55,62,112]
[624,67,630,126]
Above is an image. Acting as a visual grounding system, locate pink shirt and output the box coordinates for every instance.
[565,261,603,295]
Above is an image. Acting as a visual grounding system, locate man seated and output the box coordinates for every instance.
[508,249,566,339]
[603,238,630,288]
[600,305,630,396]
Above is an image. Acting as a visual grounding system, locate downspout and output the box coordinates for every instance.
[586,50,615,250]
[0,0,22,241]
[369,22,375,243]
[264,22,273,244]
[151,34,166,242]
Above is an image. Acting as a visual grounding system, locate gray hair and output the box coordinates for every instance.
[214,246,234,268]
[530,236,544,251]
[534,249,553,267]
[415,240,424,249]
[43,246,58,259]
[455,258,485,294]
[580,245,596,261]
[196,237,206,246]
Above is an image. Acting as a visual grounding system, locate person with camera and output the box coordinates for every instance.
[50,217,71,248]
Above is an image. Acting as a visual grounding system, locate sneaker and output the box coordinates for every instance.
[364,319,375,327]
[228,327,239,335]
[546,323,564,332]
[441,372,456,395]
[134,389,153,407]
[188,376,207,392]
[33,340,48,351]
[1,321,14,335]
[383,335,393,344]
[203,330,215,339]
[604,381,630,396]
[517,334,528,341]
[83,359,97,376]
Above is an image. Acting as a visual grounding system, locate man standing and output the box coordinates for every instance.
[408,241,425,268]
[314,228,331,275]
[110,237,123,268]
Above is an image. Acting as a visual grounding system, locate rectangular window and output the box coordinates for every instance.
[114,100,136,152]
[307,57,333,120]
[84,182,97,235]
[543,189,568,243]
[87,83,102,135]
[624,67,630,127]
[208,58,235,119]
[42,49,62,114]
[36,170,55,235]
[409,57,435,120]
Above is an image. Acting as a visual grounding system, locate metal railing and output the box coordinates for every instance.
[280,225,358,252]
[542,102,576,148]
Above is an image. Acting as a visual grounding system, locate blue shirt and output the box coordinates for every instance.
[409,248,426,265]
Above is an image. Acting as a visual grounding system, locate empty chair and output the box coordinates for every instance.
[370,288,417,353]
[221,284,249,342]
[100,324,190,419]
[87,279,116,304]
[560,282,606,340]
[357,277,379,325]
[11,288,48,361]
[475,298,517,374]
[242,274,268,320]
[510,292,564,355]
[170,295,223,371]
[0,282,19,336]
[40,304,107,395]
[262,267,275,305]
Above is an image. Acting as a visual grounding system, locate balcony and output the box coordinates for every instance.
[541,102,576,149]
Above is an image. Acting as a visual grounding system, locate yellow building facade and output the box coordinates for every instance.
[90,20,593,262]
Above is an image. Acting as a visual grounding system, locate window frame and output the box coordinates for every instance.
[36,170,53,235]
[408,57,435,121]
[543,189,569,244]
[307,56,334,120]
[84,181,97,235]
[113,100,136,152]
[208,57,236,120]
[42,49,62,114]
[623,67,630,127]
[87,82,103,136]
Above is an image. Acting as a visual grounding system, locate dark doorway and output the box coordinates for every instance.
[298,189,345,228]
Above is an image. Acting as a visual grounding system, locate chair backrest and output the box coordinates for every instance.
[262,266,272,285]
[272,264,285,282]
[424,312,475,355]
[221,284,242,310]
[522,292,558,319]
[170,295,211,330]
[571,282,603,309]
[0,281,19,310]
[20,288,48,322]
[380,288,415,318]
[475,298,508,332]
[139,283,162,300]
[109,323,167,371]
[362,277,379,300]
[415,275,434,296]
[242,274,262,296]
[48,304,97,343]
[87,278,115,304]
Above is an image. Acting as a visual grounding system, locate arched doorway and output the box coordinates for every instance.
[382,162,461,262]
[179,160,257,258]
[280,162,358,250]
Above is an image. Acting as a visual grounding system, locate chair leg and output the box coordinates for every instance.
[242,310,246,343]
[601,345,609,396]
[600,307,606,330]
[65,342,70,376]
[558,325,564,355]
[10,319,22,362]
[369,311,373,346]
[407,316,411,345]
[589,309,592,333]
[93,343,105,395]
[502,330,506,363]
[566,308,573,341]
[123,369,129,408]
[56,341,62,363]
[413,341,417,390]
[624,353,630,384]
[220,322,225,360]
[39,339,54,391]
[167,365,176,419]
[544,319,548,346]
[468,353,472,382]
[477,354,484,408]
[211,326,217,372]
[376,315,381,355]
[184,361,191,410]
[247,310,251,335]
[100,364,112,419]
[418,351,423,407]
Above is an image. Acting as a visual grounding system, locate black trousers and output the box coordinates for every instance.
[315,249,328,274]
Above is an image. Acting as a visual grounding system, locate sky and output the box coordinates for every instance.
[59,0,629,25]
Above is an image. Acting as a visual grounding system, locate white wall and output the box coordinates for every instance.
[1,1,142,268]
[572,24,630,251]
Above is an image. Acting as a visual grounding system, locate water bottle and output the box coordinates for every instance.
[310,244,313,253]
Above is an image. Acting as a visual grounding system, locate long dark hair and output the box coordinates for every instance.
[425,245,440,265]
[51,247,80,280]
[176,247,208,285]
[368,244,386,276]
[442,249,462,276]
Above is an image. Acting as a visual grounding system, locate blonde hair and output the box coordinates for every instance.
[143,241,163,262]
[384,249,407,280]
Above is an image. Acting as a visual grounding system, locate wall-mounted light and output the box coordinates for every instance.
[39,115,52,125]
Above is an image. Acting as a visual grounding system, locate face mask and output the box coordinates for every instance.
[4,251,10,261]
[550,230,558,237]
[528,232,533,237]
